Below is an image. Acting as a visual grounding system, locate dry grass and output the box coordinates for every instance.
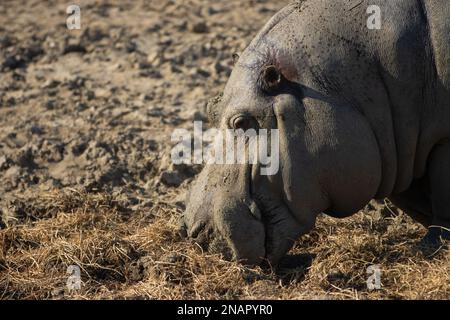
[0,189,448,300]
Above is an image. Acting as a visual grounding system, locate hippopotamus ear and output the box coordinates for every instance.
[206,93,223,126]
[258,65,283,94]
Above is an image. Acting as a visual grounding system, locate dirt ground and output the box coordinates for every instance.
[0,0,448,300]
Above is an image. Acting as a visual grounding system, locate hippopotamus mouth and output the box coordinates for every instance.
[248,164,305,266]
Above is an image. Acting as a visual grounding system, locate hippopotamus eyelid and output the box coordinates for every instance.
[230,115,259,131]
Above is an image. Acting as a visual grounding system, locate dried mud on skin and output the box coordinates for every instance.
[0,0,448,300]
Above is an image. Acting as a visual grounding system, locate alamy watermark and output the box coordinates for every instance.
[367,5,382,30]
[64,4,381,33]
[366,264,381,290]
[66,265,81,291]
[66,4,81,30]
[171,121,280,176]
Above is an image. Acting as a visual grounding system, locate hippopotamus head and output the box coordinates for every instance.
[181,5,382,266]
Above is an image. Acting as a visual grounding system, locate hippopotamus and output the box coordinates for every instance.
[181,0,450,266]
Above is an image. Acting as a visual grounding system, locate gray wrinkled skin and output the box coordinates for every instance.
[182,0,450,266]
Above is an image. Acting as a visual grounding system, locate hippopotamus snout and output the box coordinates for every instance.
[181,163,266,266]
[182,148,313,267]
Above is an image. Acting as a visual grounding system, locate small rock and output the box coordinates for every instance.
[95,165,128,187]
[45,99,57,110]
[139,93,153,102]
[86,90,95,100]
[63,43,87,55]
[146,23,161,33]
[0,35,14,49]
[4,166,21,182]
[148,107,165,117]
[82,27,108,42]
[67,76,86,90]
[146,51,161,66]
[2,55,25,70]
[72,142,88,156]
[42,79,60,89]
[0,155,8,170]
[213,61,232,76]
[125,40,137,53]
[193,110,208,122]
[30,125,44,135]
[160,171,182,187]
[5,96,16,107]
[202,6,221,16]
[191,68,210,78]
[138,61,152,70]
[158,36,172,46]
[191,21,209,34]
[175,20,188,31]
[16,148,36,169]
[76,102,88,111]
[94,88,110,98]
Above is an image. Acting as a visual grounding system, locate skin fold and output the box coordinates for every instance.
[181,0,450,266]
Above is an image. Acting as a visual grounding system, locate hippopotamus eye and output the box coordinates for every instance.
[259,65,283,94]
[231,115,258,131]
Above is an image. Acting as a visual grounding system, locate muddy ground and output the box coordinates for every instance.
[0,0,448,299]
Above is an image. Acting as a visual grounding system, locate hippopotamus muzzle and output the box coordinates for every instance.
[181,159,306,267]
